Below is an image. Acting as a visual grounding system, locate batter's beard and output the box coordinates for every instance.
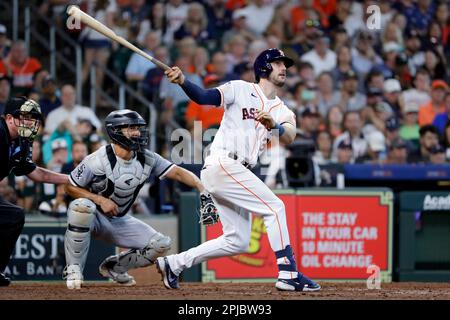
[271,75,286,87]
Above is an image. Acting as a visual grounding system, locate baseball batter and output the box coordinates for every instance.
[63,109,215,289]
[156,48,321,292]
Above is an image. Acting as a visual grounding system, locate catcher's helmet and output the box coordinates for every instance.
[105,109,148,151]
[253,48,294,82]
[4,97,43,139]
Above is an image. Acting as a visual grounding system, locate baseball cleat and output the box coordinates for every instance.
[156,257,179,289]
[0,272,11,287]
[99,262,136,286]
[275,273,321,292]
[63,264,84,290]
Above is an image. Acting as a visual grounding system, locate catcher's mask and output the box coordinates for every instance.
[4,97,43,139]
[105,109,149,152]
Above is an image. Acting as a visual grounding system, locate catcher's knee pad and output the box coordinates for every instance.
[65,198,96,272]
[101,232,171,274]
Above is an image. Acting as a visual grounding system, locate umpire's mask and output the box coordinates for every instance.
[4,97,43,139]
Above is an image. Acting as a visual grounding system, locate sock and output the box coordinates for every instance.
[275,245,298,280]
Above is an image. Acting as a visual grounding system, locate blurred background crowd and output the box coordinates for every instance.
[1,0,450,215]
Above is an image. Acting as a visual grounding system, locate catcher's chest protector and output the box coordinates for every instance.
[90,145,153,216]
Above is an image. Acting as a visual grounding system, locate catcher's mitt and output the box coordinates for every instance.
[199,192,219,226]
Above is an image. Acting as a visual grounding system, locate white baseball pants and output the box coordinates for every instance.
[167,153,292,276]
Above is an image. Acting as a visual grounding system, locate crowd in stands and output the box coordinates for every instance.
[1,0,450,212]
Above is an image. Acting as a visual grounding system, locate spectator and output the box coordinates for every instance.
[331,45,354,88]
[32,69,51,96]
[297,61,316,86]
[159,56,203,126]
[325,105,344,139]
[205,0,233,45]
[442,121,450,160]
[423,49,447,80]
[0,24,10,59]
[418,79,447,126]
[208,52,238,84]
[301,34,337,77]
[400,69,431,112]
[47,138,69,173]
[332,110,368,161]
[333,139,353,164]
[0,179,16,204]
[136,2,168,45]
[435,1,450,46]
[233,61,254,82]
[312,130,333,165]
[337,70,366,112]
[176,36,197,68]
[383,78,402,120]
[361,101,392,136]
[89,133,107,153]
[408,124,440,163]
[80,0,116,99]
[384,117,401,149]
[404,29,426,76]
[365,70,385,93]
[44,84,101,135]
[239,0,275,37]
[328,0,352,32]
[38,75,61,117]
[404,0,435,36]
[0,75,11,115]
[316,71,340,117]
[351,31,382,77]
[174,2,212,48]
[165,0,189,45]
[141,46,170,103]
[125,31,161,82]
[356,130,387,164]
[291,18,323,57]
[38,184,67,217]
[330,26,350,52]
[222,9,256,45]
[381,21,404,48]
[429,144,446,164]
[433,92,450,135]
[399,101,421,143]
[296,106,321,144]
[224,34,248,74]
[61,141,88,174]
[386,138,409,164]
[121,0,151,40]
[0,59,8,78]
[193,46,210,77]
[373,42,403,79]
[75,118,97,147]
[4,40,42,96]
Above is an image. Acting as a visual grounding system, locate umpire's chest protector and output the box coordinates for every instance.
[89,145,153,217]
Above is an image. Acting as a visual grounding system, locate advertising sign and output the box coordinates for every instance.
[202,190,392,282]
[5,222,115,281]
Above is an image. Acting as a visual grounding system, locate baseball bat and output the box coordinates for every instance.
[66,5,171,71]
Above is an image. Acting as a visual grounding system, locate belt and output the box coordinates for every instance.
[228,152,251,169]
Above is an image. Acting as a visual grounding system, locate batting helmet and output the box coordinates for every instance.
[105,109,148,151]
[254,48,294,82]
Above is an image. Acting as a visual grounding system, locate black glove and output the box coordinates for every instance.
[198,192,219,226]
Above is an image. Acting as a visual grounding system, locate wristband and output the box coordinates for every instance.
[273,123,285,136]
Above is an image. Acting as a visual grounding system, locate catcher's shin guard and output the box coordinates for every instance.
[64,198,95,274]
[99,232,171,275]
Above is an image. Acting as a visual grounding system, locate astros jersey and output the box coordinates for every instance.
[211,80,296,166]
[69,144,174,217]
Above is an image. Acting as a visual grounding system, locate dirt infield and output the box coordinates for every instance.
[1,281,450,300]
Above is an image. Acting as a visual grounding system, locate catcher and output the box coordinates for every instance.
[62,109,218,289]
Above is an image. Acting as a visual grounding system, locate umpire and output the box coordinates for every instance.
[0,97,68,286]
